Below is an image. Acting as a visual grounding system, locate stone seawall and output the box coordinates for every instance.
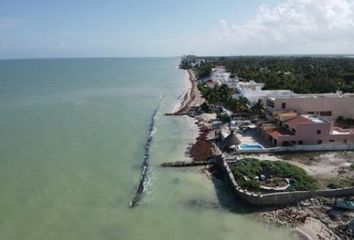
[218,157,354,206]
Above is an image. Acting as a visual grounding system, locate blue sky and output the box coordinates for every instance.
[0,0,353,58]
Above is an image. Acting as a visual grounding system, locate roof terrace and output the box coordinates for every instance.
[268,92,354,100]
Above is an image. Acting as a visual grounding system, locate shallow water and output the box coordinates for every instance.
[0,58,295,240]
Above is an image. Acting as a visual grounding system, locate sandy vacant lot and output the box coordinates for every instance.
[243,151,354,188]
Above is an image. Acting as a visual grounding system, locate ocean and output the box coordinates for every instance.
[0,58,294,240]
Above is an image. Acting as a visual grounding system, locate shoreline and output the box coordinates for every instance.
[166,68,350,240]
[172,69,307,237]
[166,69,203,115]
[171,71,192,113]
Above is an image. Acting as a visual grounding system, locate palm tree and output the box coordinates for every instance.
[250,99,264,116]
[236,96,250,113]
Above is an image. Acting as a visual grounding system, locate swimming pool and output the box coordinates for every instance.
[238,143,264,150]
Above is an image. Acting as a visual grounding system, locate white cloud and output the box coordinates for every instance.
[215,0,354,54]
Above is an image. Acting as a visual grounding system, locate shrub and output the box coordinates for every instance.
[240,180,261,192]
[231,159,318,192]
[327,183,340,189]
[350,163,354,170]
[200,102,210,113]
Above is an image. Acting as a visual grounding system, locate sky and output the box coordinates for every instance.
[0,0,353,58]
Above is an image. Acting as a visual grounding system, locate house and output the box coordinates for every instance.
[260,112,354,146]
[265,92,354,120]
[211,66,232,84]
[233,89,295,105]
[232,80,295,105]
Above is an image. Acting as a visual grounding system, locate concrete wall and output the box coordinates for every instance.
[218,157,354,206]
[237,143,354,154]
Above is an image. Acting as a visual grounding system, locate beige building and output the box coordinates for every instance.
[265,92,354,121]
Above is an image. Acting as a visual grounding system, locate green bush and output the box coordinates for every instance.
[200,102,210,113]
[231,159,318,192]
[327,183,340,189]
[240,179,261,192]
[196,63,212,79]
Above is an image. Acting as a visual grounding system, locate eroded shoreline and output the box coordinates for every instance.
[166,68,354,240]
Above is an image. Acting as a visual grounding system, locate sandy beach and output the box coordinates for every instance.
[166,68,354,240]
[166,69,204,115]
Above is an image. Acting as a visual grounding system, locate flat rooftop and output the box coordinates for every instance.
[303,115,326,123]
[284,115,327,125]
[269,92,354,100]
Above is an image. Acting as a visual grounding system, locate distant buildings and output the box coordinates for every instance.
[209,67,296,106]
[181,55,206,68]
[211,66,232,83]
[233,80,295,105]
[198,62,354,149]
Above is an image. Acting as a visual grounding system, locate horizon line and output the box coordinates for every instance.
[1,53,354,61]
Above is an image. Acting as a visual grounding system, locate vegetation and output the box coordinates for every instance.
[231,159,318,193]
[326,179,354,189]
[197,83,252,114]
[350,163,354,171]
[196,56,354,94]
[197,83,231,105]
[327,183,341,189]
[200,102,210,113]
[179,59,191,69]
[195,62,212,79]
[336,116,354,129]
[250,99,264,116]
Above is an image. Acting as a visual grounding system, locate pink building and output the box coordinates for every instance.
[261,113,354,147]
[260,92,354,147]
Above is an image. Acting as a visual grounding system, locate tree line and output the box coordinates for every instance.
[194,56,354,94]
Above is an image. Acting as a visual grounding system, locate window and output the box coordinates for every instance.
[329,139,335,143]
[344,139,348,144]
[266,100,274,108]
[281,102,286,109]
[317,140,322,144]
[308,112,314,114]
[292,128,296,133]
[317,130,321,134]
[291,141,296,145]
[320,111,332,116]
[298,140,303,145]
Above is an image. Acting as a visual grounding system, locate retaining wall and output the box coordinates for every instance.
[237,143,354,154]
[218,157,354,206]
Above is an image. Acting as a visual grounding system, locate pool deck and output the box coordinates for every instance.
[235,128,273,148]
[238,143,264,150]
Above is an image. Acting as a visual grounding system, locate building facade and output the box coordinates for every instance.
[265,93,354,120]
[260,93,354,147]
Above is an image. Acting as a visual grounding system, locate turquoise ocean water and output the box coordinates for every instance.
[0,58,294,240]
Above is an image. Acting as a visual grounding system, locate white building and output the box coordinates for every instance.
[210,66,239,88]
[233,80,295,105]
